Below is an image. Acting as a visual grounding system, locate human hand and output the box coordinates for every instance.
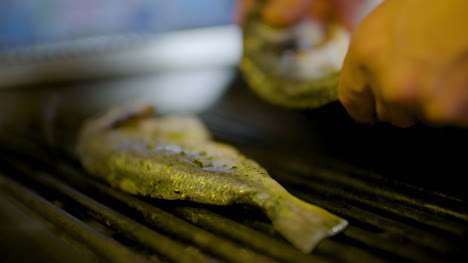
[236,0,367,30]
[339,0,468,127]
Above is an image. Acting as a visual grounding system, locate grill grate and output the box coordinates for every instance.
[1,84,467,263]
[0,174,148,263]
[1,134,467,263]
[0,144,331,263]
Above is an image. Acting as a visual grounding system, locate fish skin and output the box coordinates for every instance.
[76,103,348,253]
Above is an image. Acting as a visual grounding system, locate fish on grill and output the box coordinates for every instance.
[75,103,348,253]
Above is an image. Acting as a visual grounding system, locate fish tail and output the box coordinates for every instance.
[265,196,348,253]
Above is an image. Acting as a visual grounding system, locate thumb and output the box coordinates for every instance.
[333,0,382,31]
[262,0,314,27]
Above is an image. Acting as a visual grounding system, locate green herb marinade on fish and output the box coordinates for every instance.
[76,103,348,253]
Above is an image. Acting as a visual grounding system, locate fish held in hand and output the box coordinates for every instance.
[75,103,348,253]
[241,0,349,109]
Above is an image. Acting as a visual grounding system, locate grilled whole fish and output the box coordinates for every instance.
[76,103,348,253]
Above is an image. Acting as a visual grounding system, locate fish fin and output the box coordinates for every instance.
[268,197,348,253]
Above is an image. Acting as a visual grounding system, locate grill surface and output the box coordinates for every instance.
[1,75,467,263]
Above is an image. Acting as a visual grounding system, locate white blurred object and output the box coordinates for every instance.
[289,0,383,80]
[0,25,243,137]
[284,22,350,80]
[0,25,242,89]
[62,68,236,115]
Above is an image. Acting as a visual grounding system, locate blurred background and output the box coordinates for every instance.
[0,0,243,143]
[0,0,236,49]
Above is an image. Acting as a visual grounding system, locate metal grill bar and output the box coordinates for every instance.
[200,143,467,263]
[170,206,321,263]
[273,173,463,263]
[235,146,468,223]
[301,158,467,206]
[275,168,467,235]
[277,168,467,240]
[1,144,318,263]
[4,164,215,263]
[6,154,392,263]
[55,163,301,263]
[1,123,467,263]
[0,175,147,263]
[168,206,389,263]
[276,162,468,225]
[1,142,390,263]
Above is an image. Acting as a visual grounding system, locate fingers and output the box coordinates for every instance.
[235,0,316,27]
[237,0,362,28]
[340,55,420,127]
[265,0,368,28]
[332,0,368,30]
[234,0,255,25]
[305,0,334,25]
[342,53,468,128]
[338,55,377,124]
[423,55,468,126]
[338,0,386,125]
[339,66,420,127]
[262,0,313,27]
[339,0,419,127]
[375,99,416,128]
